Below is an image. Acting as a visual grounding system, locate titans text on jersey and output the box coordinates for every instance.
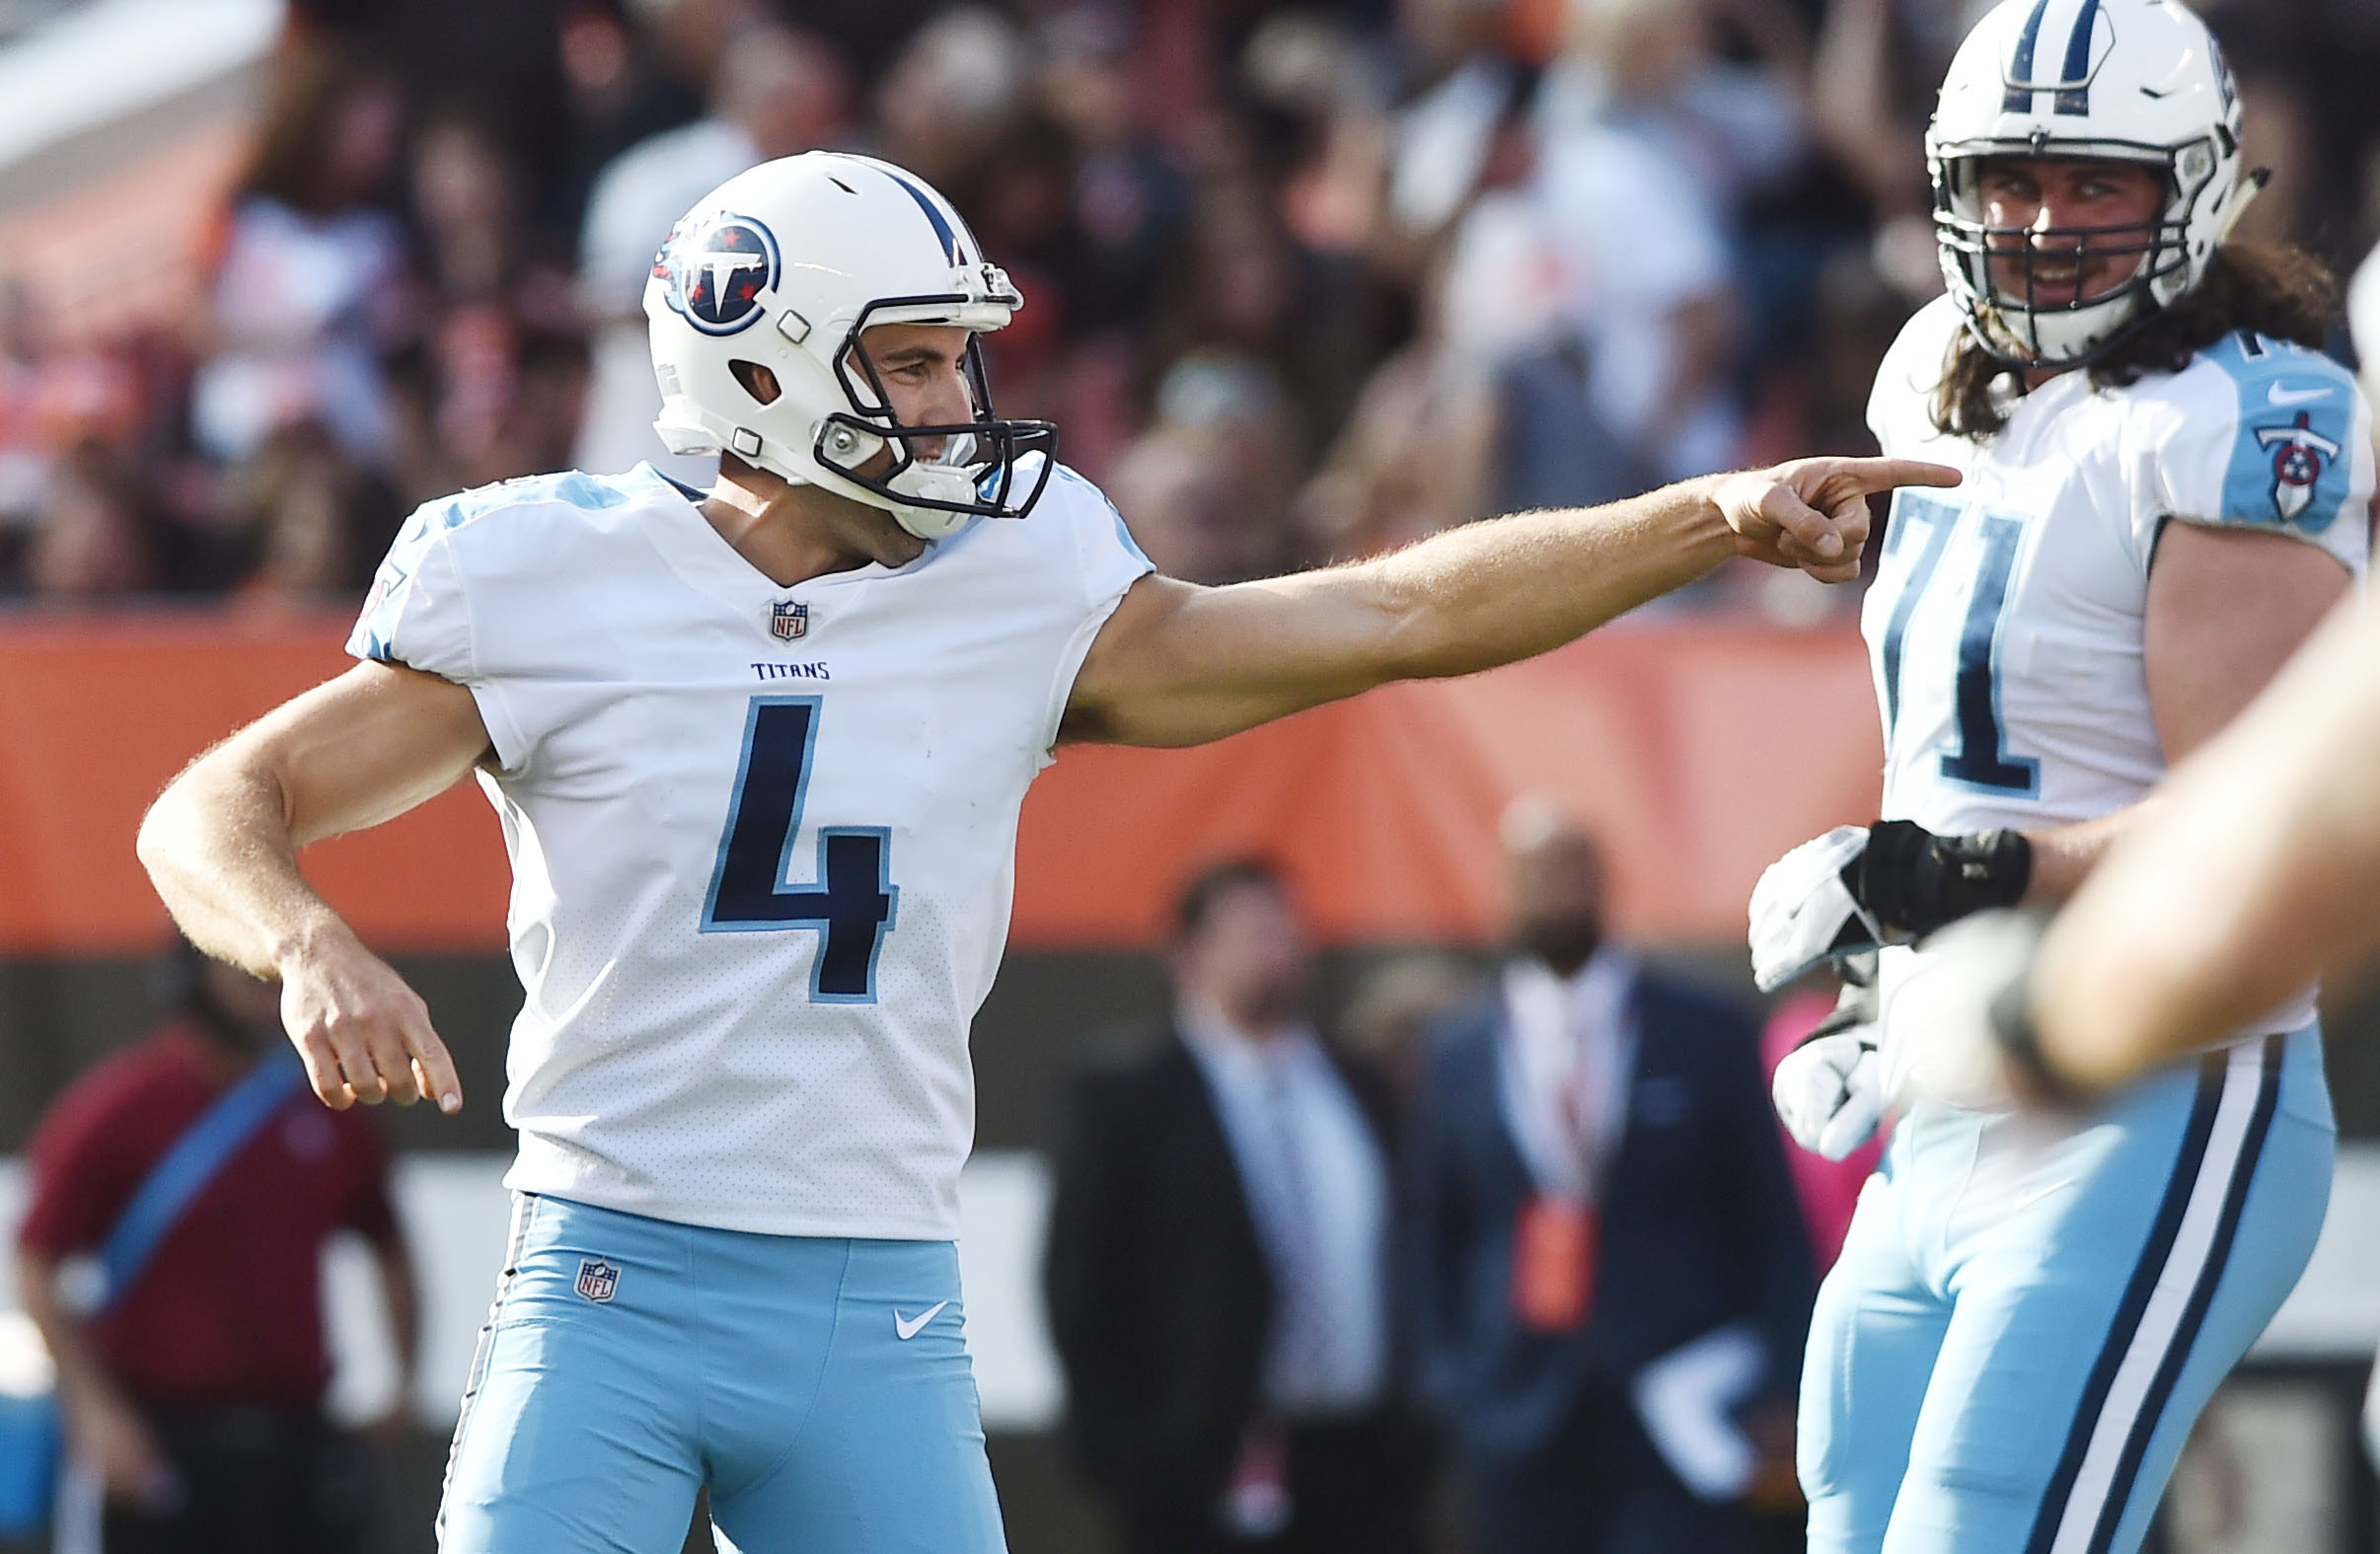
[349,456,1151,1237]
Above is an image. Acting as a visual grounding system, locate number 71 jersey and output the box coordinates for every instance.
[1862,297,2370,840]
[349,458,1151,1239]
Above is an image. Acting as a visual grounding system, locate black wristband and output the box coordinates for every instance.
[1849,820,2033,937]
[1987,958,2092,1109]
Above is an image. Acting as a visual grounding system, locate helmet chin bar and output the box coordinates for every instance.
[814,411,1058,538]
[818,294,1059,537]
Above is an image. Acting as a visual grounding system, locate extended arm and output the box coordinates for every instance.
[1066,458,1959,748]
[2029,595,2380,1091]
[136,661,491,1112]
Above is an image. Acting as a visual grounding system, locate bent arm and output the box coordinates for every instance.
[1067,458,1958,748]
[2016,524,2348,903]
[2031,595,2380,1090]
[138,661,491,974]
[137,662,490,1111]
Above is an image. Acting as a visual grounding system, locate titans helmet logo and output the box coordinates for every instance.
[655,213,781,336]
[2255,410,2341,525]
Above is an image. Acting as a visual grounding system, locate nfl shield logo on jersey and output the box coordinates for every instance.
[575,1258,620,1303]
[771,599,808,640]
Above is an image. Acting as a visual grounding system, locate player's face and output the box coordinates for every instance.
[1976,158,2168,309]
[850,323,978,464]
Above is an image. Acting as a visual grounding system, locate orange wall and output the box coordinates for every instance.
[0,613,1883,955]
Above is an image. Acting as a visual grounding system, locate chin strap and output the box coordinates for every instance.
[2215,167,2269,246]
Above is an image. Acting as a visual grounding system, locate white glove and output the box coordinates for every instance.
[1876,911,2044,1111]
[1770,983,1884,1161]
[1748,827,1885,993]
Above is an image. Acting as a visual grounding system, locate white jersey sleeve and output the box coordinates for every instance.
[2131,333,2373,579]
[349,473,641,772]
[1037,463,1154,758]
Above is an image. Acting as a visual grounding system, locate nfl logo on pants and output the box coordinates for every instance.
[575,1258,620,1303]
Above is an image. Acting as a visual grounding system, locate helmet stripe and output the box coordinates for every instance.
[883,169,963,266]
[2003,0,2054,112]
[2053,0,2101,114]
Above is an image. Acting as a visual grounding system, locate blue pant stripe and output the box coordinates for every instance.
[2023,1053,2227,1554]
[2080,1036,2282,1554]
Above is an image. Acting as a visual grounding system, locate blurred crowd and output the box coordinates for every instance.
[3,0,2380,614]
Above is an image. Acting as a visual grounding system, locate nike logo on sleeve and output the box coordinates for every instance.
[2267,382,2337,407]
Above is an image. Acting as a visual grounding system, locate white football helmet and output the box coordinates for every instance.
[644,152,1056,539]
[1927,0,2254,369]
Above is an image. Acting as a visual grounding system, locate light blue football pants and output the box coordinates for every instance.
[437,1193,1007,1554]
[1801,1027,2333,1554]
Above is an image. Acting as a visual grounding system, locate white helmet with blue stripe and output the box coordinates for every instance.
[1928,0,2254,368]
[644,151,1055,539]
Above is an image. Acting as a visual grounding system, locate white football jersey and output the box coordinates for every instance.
[349,458,1151,1237]
[1864,296,2371,1037]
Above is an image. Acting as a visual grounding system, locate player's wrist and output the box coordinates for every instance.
[267,912,359,983]
[1987,956,2094,1109]
[1850,820,2032,937]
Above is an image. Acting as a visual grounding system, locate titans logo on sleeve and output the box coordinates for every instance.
[655,213,780,336]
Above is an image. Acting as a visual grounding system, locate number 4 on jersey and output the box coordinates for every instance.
[702,697,897,1002]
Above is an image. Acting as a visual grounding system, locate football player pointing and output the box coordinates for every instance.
[1748,3,2368,1551]
[135,152,1949,1553]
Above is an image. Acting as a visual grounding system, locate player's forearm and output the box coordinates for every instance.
[2032,604,2380,1087]
[2018,802,2149,906]
[136,748,354,981]
[1366,478,1737,681]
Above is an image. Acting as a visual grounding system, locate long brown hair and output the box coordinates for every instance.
[1931,241,2339,440]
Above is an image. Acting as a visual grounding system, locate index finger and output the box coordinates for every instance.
[1838,458,1963,496]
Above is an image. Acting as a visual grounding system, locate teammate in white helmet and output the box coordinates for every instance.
[1745,2,2368,1549]
[134,151,1949,1552]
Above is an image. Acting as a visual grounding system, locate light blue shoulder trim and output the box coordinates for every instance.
[2198,333,2358,536]
[352,469,642,661]
[1049,462,1153,571]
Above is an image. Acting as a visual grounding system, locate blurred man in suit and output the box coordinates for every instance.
[1406,802,1814,1554]
[1044,859,1428,1554]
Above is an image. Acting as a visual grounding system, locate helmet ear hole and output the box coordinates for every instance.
[728,360,782,406]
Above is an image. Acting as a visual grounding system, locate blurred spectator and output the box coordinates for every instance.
[20,443,193,601]
[874,8,1033,194]
[1293,278,1499,558]
[1536,0,1805,221]
[1038,5,1195,340]
[1108,352,1299,581]
[13,945,417,1553]
[217,420,401,602]
[1383,0,1525,245]
[573,24,852,480]
[189,40,409,470]
[1045,859,1431,1554]
[1404,800,1812,1554]
[1334,949,1483,1106]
